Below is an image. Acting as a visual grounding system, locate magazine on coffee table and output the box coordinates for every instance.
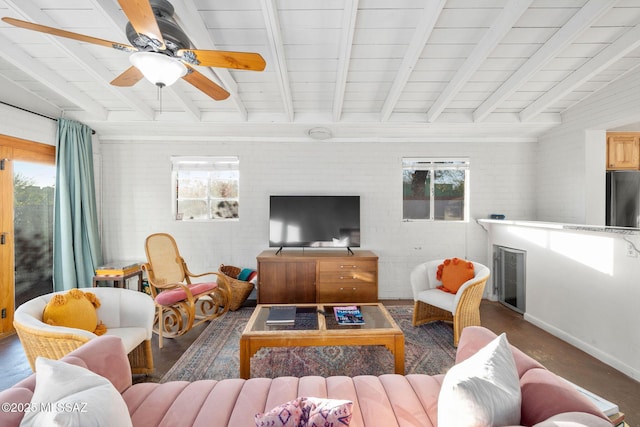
[333,305,365,325]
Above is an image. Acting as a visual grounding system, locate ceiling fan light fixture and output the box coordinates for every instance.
[129,51,187,87]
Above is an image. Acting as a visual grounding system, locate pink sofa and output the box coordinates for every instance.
[0,327,610,426]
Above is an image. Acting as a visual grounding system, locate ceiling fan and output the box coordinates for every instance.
[1,0,266,101]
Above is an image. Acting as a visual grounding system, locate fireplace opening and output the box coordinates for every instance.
[493,245,526,313]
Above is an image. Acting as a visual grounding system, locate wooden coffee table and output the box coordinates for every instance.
[239,303,405,379]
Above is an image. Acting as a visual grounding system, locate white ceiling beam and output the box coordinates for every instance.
[473,0,617,123]
[0,33,107,119]
[380,0,446,122]
[91,0,199,121]
[86,111,558,142]
[260,0,294,122]
[332,0,359,123]
[520,23,640,122]
[0,72,63,118]
[170,0,249,120]
[426,0,532,123]
[5,0,154,120]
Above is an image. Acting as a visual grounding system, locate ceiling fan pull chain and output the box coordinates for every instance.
[157,85,163,114]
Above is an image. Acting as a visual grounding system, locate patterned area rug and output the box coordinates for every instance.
[161,305,456,382]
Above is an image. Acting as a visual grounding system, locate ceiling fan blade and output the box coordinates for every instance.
[117,0,165,50]
[110,66,144,87]
[182,65,230,101]
[1,17,136,52]
[177,49,266,71]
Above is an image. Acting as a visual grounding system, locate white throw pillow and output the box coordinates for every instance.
[20,357,132,427]
[438,333,521,427]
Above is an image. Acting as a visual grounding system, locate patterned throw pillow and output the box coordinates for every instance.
[255,397,352,427]
[436,258,475,294]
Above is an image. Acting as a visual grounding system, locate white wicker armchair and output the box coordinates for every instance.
[410,259,490,346]
[13,287,154,374]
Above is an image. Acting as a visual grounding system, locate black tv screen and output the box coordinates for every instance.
[269,196,360,248]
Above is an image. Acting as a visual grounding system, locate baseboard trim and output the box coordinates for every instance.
[524,313,639,382]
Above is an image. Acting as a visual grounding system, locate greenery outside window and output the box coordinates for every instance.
[171,156,239,220]
[402,157,469,221]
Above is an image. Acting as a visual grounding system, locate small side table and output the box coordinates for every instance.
[93,269,143,292]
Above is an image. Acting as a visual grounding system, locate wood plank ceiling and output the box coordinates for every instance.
[0,0,639,140]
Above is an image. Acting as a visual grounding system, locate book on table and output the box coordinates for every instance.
[95,261,141,276]
[608,412,625,427]
[333,305,365,325]
[266,306,296,325]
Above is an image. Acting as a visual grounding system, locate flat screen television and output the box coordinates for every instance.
[269,195,360,253]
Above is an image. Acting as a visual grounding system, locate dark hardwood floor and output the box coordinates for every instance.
[480,301,639,426]
[1,300,638,425]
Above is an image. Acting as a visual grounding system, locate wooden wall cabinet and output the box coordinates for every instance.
[257,250,378,304]
[607,133,640,170]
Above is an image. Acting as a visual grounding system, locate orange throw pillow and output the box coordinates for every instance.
[436,258,475,294]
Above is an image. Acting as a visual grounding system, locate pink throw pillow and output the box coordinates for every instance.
[255,397,352,427]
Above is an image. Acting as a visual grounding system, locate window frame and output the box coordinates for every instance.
[402,157,470,222]
[171,156,240,221]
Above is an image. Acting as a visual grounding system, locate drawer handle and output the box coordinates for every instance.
[340,265,358,269]
[339,287,357,291]
[339,275,356,280]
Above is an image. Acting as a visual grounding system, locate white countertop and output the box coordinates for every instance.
[477,218,640,235]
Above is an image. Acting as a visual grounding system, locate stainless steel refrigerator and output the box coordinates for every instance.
[606,171,640,228]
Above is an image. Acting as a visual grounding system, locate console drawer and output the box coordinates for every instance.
[318,271,376,286]
[317,282,377,303]
[318,260,377,273]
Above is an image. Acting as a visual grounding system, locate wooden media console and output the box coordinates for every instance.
[256,250,378,304]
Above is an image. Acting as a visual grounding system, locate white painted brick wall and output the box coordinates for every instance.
[536,129,587,223]
[99,138,537,299]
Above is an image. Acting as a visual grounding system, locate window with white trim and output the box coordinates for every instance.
[171,156,239,220]
[402,158,469,221]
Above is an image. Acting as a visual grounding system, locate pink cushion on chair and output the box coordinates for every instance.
[155,282,218,306]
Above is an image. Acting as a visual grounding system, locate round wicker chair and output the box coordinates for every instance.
[13,287,154,375]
